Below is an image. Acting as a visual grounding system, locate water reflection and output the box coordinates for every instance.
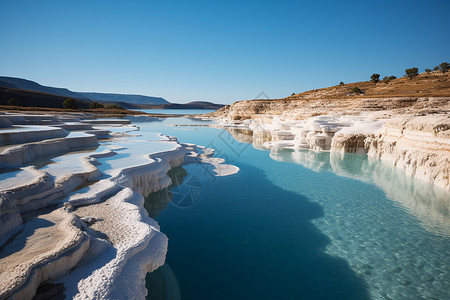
[126,116,165,123]
[224,127,450,236]
[146,264,181,300]
[144,166,188,218]
[225,128,272,150]
[144,168,186,299]
[141,123,450,299]
[146,162,370,299]
[222,129,450,299]
[271,148,450,236]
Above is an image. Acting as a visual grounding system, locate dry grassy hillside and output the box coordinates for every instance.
[209,71,450,120]
[288,71,450,100]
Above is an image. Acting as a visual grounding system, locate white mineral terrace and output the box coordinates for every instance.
[215,112,450,191]
[0,112,238,300]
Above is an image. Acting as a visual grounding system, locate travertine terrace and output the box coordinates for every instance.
[208,72,450,190]
[0,112,237,299]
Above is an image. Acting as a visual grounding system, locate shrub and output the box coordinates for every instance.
[351,87,363,94]
[405,67,419,79]
[370,73,380,83]
[291,93,296,96]
[425,69,432,73]
[339,81,345,86]
[440,62,449,73]
[104,104,124,110]
[382,75,397,83]
[89,101,105,109]
[433,66,440,71]
[63,98,77,109]
[7,98,18,106]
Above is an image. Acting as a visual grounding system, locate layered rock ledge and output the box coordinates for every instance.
[0,112,238,299]
[207,95,450,190]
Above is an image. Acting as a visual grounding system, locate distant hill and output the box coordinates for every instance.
[0,76,90,100]
[0,86,91,109]
[148,101,224,109]
[0,77,169,106]
[0,76,225,109]
[80,92,169,106]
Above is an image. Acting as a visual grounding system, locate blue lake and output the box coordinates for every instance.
[131,109,217,115]
[127,117,450,300]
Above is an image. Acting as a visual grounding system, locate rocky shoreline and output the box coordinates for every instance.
[0,112,238,299]
[207,96,450,190]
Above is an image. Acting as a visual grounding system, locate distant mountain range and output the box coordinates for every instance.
[0,76,169,107]
[0,76,224,110]
[0,86,92,109]
[0,76,91,100]
[149,101,224,110]
[79,92,168,105]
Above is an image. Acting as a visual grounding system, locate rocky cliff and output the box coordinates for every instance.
[208,72,450,190]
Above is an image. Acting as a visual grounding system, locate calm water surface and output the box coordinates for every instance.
[131,109,216,115]
[127,117,450,300]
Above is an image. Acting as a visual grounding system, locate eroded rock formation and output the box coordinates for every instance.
[206,76,450,190]
[0,112,238,299]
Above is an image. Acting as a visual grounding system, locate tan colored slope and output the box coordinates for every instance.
[208,71,450,121]
[206,71,450,190]
[289,71,450,100]
[210,96,450,121]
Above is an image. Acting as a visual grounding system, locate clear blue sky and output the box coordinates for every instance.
[1,0,449,104]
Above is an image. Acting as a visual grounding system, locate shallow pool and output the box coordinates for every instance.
[129,117,450,300]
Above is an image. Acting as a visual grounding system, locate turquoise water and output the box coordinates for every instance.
[131,109,216,115]
[127,117,450,300]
